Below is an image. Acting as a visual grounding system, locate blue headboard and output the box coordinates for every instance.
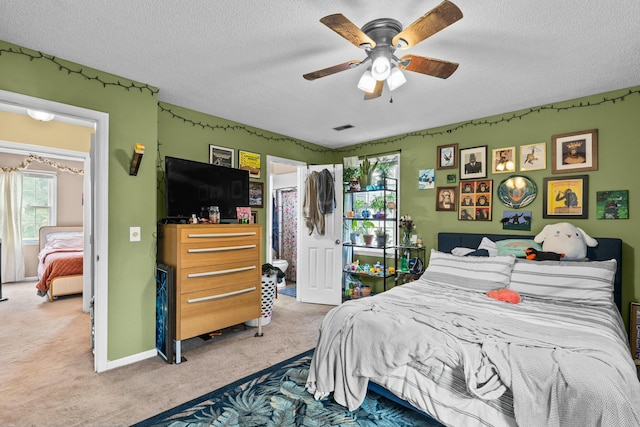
[437,232,623,310]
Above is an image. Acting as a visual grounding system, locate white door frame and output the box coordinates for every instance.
[0,89,109,373]
[265,155,306,267]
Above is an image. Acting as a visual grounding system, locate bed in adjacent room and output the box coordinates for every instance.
[307,232,640,427]
[36,226,84,301]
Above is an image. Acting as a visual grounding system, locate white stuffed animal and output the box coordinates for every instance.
[534,222,598,260]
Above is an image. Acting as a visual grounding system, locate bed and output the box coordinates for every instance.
[36,226,84,301]
[307,232,640,427]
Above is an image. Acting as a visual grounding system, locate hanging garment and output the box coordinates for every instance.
[316,168,335,215]
[303,171,324,235]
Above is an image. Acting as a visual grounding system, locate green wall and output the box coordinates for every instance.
[334,86,640,324]
[3,36,639,362]
[156,103,334,255]
[0,40,159,360]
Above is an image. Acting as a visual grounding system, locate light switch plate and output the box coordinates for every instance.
[130,226,141,242]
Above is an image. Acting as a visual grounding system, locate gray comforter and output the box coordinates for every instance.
[306,279,640,426]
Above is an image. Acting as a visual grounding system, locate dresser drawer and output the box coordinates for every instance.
[179,225,259,245]
[179,262,258,294]
[178,283,261,340]
[179,241,259,269]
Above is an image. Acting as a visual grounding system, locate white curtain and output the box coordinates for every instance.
[0,170,25,283]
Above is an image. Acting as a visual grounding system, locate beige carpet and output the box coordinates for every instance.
[0,281,332,426]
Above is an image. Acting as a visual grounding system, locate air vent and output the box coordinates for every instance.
[333,124,354,131]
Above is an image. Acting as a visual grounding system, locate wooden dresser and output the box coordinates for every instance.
[158,223,262,362]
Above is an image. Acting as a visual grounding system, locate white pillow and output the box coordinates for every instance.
[509,258,616,305]
[424,249,516,291]
[478,237,499,257]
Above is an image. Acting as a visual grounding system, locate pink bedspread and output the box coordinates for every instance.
[36,251,83,295]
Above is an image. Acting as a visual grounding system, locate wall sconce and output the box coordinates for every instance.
[129,143,145,176]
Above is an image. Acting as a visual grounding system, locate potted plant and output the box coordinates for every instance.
[358,157,378,189]
[353,199,366,217]
[370,195,386,215]
[361,220,376,246]
[349,220,359,244]
[374,227,387,247]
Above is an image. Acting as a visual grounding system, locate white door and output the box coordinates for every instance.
[296,164,343,305]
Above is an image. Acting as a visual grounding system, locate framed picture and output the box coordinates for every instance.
[239,150,261,178]
[458,179,492,221]
[542,175,589,219]
[248,182,264,208]
[596,190,629,220]
[435,186,457,211]
[502,211,532,231]
[209,144,234,168]
[460,146,487,180]
[250,211,258,224]
[236,206,252,224]
[491,147,516,174]
[519,142,546,171]
[418,168,435,189]
[437,143,458,170]
[630,302,640,360]
[446,174,457,184]
[551,129,598,174]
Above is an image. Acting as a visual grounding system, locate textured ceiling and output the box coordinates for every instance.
[1,1,639,148]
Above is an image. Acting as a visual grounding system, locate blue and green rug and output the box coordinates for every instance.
[132,349,442,427]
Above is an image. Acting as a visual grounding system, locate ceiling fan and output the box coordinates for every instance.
[303,0,463,100]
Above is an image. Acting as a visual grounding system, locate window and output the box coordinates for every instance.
[352,153,400,255]
[22,171,57,243]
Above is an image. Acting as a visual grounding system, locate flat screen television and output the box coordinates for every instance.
[164,156,249,222]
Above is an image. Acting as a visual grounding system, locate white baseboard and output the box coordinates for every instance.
[105,348,158,371]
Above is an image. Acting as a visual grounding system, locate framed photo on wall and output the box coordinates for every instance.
[435,186,457,211]
[542,175,589,219]
[460,146,487,180]
[248,182,264,208]
[209,144,234,168]
[458,179,492,221]
[596,190,629,220]
[239,150,261,178]
[520,142,546,171]
[437,143,458,170]
[551,129,598,174]
[491,147,516,174]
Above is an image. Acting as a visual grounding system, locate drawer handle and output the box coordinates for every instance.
[187,265,256,278]
[187,244,256,253]
[187,286,257,304]
[187,232,257,238]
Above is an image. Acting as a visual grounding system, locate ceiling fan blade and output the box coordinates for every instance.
[398,54,459,79]
[364,80,384,100]
[303,60,362,81]
[392,0,463,49]
[320,14,377,49]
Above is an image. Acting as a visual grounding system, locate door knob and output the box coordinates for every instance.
[335,239,341,245]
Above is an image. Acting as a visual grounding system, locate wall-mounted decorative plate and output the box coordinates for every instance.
[497,175,537,208]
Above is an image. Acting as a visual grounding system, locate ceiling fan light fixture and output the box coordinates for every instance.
[27,109,55,122]
[357,70,377,93]
[370,49,392,81]
[387,67,407,91]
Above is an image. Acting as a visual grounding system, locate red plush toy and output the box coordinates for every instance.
[524,247,564,261]
[487,288,521,304]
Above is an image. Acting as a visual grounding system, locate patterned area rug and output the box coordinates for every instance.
[132,349,442,427]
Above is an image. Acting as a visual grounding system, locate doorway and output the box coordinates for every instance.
[266,156,305,297]
[0,89,109,372]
